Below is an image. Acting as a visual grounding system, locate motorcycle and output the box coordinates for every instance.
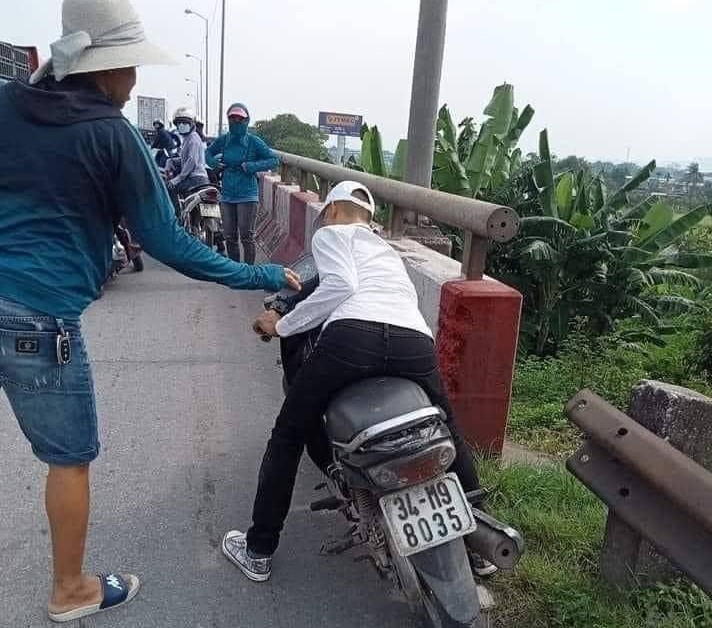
[110,221,144,277]
[161,165,225,252]
[178,185,225,252]
[260,254,524,628]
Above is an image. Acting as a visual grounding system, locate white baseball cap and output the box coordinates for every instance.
[323,181,376,216]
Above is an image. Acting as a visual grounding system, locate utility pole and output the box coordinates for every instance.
[218,0,226,135]
[184,9,209,134]
[392,0,448,235]
[204,18,209,134]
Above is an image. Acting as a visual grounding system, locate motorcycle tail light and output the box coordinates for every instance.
[364,421,448,454]
[366,441,456,490]
[200,188,219,203]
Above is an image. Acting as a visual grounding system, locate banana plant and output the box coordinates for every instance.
[432,83,534,199]
[349,123,408,181]
[487,137,712,355]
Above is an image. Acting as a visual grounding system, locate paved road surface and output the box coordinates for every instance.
[0,260,419,628]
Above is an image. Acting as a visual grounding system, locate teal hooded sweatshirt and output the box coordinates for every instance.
[0,80,287,320]
[206,103,279,204]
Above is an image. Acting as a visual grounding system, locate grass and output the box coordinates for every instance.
[480,460,712,628]
[507,327,712,458]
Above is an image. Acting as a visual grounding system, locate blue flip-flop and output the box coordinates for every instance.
[48,573,140,623]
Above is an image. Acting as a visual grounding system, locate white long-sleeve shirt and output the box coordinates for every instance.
[275,224,433,339]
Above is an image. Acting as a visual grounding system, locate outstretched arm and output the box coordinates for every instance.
[113,120,290,293]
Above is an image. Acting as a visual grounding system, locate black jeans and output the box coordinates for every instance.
[220,202,257,264]
[246,320,481,556]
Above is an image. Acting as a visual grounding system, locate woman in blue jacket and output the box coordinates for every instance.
[206,103,279,264]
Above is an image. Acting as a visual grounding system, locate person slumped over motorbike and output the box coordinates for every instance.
[221,181,497,582]
[165,106,210,214]
[206,103,278,264]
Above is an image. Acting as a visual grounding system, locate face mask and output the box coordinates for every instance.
[229,120,248,137]
[177,123,192,135]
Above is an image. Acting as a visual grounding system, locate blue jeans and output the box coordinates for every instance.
[0,296,99,465]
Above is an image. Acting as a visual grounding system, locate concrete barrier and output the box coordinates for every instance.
[256,173,522,455]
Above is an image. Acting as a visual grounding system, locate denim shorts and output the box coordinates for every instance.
[0,296,99,465]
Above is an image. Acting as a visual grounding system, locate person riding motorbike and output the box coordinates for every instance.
[221,181,497,582]
[165,106,210,215]
[150,119,177,168]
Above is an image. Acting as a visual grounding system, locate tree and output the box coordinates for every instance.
[251,114,329,160]
[554,155,589,174]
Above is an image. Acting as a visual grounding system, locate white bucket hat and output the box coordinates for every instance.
[30,0,174,85]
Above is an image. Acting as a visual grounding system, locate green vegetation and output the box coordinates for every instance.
[509,322,712,456]
[481,461,712,627]
[251,113,329,160]
[487,130,712,356]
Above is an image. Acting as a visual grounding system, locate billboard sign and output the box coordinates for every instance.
[318,111,363,137]
[137,96,167,131]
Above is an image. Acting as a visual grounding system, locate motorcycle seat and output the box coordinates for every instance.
[325,377,441,449]
[183,185,219,203]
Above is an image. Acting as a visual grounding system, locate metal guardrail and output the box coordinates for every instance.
[276,151,520,280]
[565,389,712,595]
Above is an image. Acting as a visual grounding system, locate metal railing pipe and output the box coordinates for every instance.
[276,151,520,244]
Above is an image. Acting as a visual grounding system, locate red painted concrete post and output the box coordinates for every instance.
[436,279,522,456]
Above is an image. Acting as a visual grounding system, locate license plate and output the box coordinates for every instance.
[379,473,475,557]
[200,204,221,218]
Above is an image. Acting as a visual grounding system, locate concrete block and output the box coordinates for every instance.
[272,191,318,265]
[403,224,453,257]
[304,201,324,254]
[600,380,712,588]
[386,237,461,335]
[256,183,298,261]
[255,174,281,236]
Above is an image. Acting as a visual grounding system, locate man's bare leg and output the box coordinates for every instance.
[45,465,101,613]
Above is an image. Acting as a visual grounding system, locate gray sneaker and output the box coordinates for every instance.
[470,553,498,578]
[221,530,272,582]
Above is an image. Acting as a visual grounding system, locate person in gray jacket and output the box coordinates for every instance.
[166,106,209,213]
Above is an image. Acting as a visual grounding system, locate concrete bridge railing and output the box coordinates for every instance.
[255,153,523,455]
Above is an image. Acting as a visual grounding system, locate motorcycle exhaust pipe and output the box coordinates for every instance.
[466,508,524,571]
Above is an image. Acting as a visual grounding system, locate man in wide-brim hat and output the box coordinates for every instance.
[0,0,298,622]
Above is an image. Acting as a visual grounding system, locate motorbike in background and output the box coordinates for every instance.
[161,165,225,253]
[100,222,143,297]
[179,185,225,253]
[259,254,524,628]
[112,221,144,275]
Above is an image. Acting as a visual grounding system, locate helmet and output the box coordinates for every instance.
[173,106,195,124]
[153,119,164,128]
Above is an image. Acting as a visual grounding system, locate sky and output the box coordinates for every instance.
[4,0,711,166]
